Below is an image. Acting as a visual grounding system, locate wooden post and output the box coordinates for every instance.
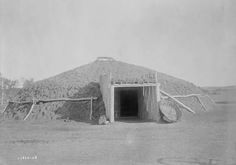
[1,78,3,105]
[110,86,114,122]
[155,83,161,121]
[155,71,158,83]
[89,98,93,120]
[142,86,144,96]
[156,83,160,102]
[160,90,195,114]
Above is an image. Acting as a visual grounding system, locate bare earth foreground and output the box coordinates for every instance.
[0,99,236,164]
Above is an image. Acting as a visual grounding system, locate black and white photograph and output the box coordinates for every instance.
[0,0,236,164]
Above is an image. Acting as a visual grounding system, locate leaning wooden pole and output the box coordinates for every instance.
[196,96,207,111]
[160,90,195,114]
[23,102,35,121]
[37,97,97,104]
[8,97,97,105]
[167,94,202,98]
[2,101,9,113]
[8,101,34,104]
[205,95,215,104]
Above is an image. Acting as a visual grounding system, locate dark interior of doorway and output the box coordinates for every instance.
[120,90,138,117]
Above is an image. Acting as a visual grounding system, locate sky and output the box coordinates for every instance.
[0,0,236,86]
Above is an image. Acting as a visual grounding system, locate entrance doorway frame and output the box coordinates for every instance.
[109,83,160,122]
[118,88,139,118]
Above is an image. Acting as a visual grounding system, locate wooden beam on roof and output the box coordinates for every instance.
[112,83,160,88]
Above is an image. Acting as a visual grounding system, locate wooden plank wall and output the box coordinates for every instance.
[142,86,161,121]
[99,74,113,122]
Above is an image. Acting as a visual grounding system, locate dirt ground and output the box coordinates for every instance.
[0,97,236,164]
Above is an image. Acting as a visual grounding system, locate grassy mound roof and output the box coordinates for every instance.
[46,58,203,94]
[3,58,213,121]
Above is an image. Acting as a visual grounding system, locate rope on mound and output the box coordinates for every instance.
[2,97,97,121]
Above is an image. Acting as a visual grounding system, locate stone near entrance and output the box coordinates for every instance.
[98,115,108,125]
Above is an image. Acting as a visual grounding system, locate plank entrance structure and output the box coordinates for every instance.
[100,73,161,122]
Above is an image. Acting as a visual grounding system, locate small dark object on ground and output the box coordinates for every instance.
[63,117,71,122]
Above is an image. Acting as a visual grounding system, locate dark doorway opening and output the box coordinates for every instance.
[120,90,138,117]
